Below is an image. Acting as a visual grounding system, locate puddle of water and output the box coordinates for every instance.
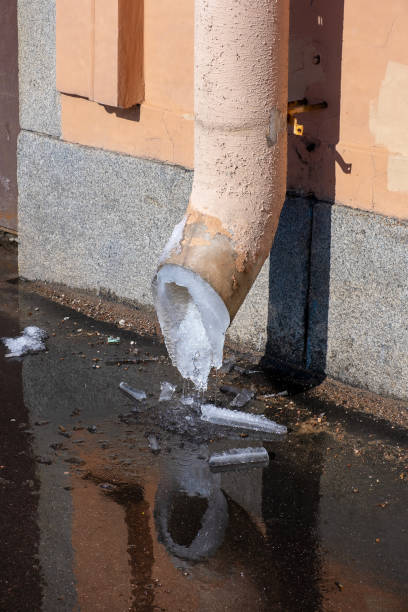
[1,266,408,611]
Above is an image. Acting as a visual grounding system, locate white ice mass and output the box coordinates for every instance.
[153,264,230,390]
[1,326,48,358]
[209,447,269,471]
[159,381,177,402]
[200,404,287,435]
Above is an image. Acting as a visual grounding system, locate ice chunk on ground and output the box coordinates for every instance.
[2,326,48,358]
[180,396,195,406]
[24,326,48,340]
[230,388,254,408]
[159,381,176,402]
[200,404,287,435]
[147,434,161,455]
[119,382,147,401]
[152,264,230,390]
[209,447,269,472]
[257,390,288,400]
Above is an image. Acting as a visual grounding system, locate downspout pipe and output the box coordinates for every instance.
[153,0,290,389]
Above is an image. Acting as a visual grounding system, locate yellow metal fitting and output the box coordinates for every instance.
[293,118,304,136]
[287,99,327,137]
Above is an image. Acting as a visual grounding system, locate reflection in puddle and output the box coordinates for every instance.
[155,443,228,562]
[0,275,407,611]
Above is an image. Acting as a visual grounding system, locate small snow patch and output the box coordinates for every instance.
[2,326,48,358]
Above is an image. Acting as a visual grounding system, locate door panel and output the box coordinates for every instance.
[0,0,19,232]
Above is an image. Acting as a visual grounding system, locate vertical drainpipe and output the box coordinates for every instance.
[153,0,290,385]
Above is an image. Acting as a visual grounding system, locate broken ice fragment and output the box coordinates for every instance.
[159,381,176,402]
[200,404,287,436]
[180,396,195,406]
[2,326,48,358]
[230,388,254,408]
[107,336,120,344]
[209,447,269,472]
[257,390,288,400]
[147,434,161,455]
[119,381,147,401]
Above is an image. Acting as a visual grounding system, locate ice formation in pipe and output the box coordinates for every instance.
[152,0,289,389]
[152,264,230,390]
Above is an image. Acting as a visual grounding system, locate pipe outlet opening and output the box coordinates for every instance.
[153,264,230,390]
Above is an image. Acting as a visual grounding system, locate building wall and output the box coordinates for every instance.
[60,0,194,169]
[17,0,408,400]
[58,0,408,222]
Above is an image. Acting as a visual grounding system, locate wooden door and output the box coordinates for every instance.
[0,0,19,233]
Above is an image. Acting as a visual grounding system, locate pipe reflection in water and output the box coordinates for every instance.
[154,443,228,561]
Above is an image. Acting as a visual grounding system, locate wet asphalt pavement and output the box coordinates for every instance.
[0,241,407,611]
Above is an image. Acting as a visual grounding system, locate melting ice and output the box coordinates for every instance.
[209,447,269,472]
[1,326,48,358]
[153,264,230,390]
[119,382,147,401]
[159,381,177,402]
[201,404,287,435]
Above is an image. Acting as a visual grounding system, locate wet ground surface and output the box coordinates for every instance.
[1,240,408,611]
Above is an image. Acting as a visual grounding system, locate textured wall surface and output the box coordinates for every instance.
[18,0,61,136]
[18,131,191,302]
[18,131,408,400]
[308,203,408,399]
[17,130,274,352]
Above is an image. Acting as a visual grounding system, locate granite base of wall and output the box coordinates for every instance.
[18,130,408,400]
[18,0,60,137]
[308,203,408,399]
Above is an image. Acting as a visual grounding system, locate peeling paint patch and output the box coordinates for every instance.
[370,61,408,194]
[388,155,408,193]
[267,109,287,148]
[370,61,408,155]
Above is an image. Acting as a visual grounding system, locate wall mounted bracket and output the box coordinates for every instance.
[288,98,328,136]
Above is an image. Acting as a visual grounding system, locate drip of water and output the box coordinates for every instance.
[153,264,230,390]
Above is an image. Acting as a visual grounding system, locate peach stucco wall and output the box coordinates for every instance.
[339,1,408,219]
[61,0,408,221]
[61,0,194,168]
